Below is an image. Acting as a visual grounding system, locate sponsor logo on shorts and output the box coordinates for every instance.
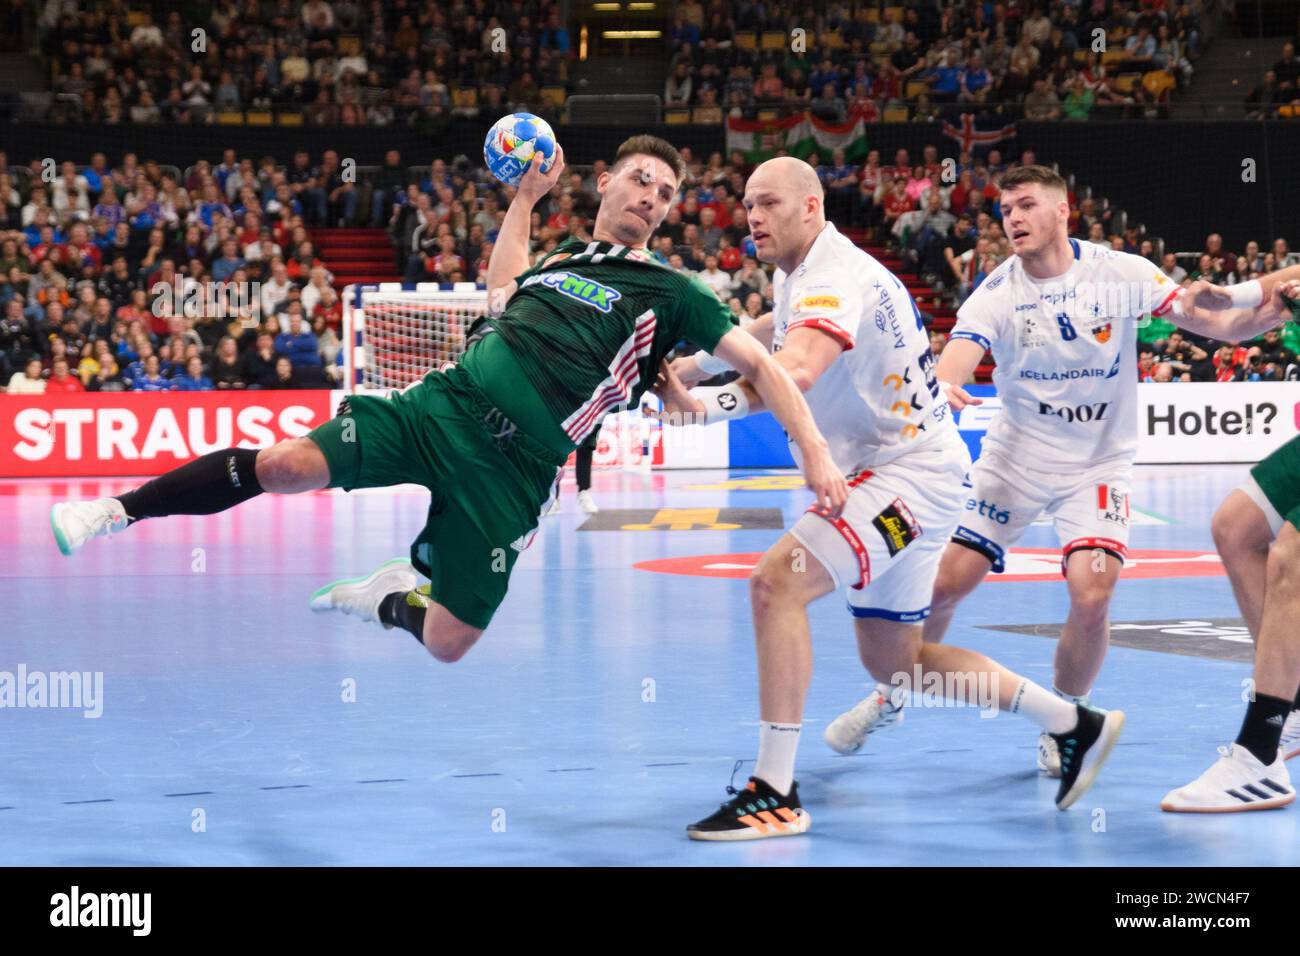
[1097,483,1130,526]
[522,271,622,313]
[872,499,921,556]
[966,498,1010,524]
[717,392,739,412]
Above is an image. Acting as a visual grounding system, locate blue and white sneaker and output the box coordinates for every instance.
[51,498,129,556]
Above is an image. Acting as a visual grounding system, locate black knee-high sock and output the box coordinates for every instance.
[379,591,426,645]
[1294,686,1300,711]
[1235,693,1292,765]
[576,443,593,492]
[116,448,263,520]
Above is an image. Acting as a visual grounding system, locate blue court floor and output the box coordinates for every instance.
[2,464,1296,866]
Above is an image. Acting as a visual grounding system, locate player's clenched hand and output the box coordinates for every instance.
[940,380,982,412]
[801,440,848,517]
[669,355,711,387]
[646,359,706,425]
[516,144,566,205]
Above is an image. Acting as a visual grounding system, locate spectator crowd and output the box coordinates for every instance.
[39,0,571,128]
[667,0,1201,122]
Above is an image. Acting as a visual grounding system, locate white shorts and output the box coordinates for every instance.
[952,443,1132,576]
[789,434,969,622]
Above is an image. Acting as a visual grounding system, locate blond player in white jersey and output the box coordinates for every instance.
[653,157,1126,841]
[826,164,1300,779]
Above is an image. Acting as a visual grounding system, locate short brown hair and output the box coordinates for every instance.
[612,135,686,186]
[1000,164,1068,196]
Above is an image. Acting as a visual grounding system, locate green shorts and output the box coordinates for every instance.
[307,365,567,630]
[1250,435,1300,530]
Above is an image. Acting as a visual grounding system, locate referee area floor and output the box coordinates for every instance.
[3,464,1297,866]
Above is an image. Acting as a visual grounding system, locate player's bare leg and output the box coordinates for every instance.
[1212,489,1274,639]
[686,534,833,840]
[751,533,837,725]
[921,543,994,644]
[837,612,1124,809]
[825,542,992,752]
[51,439,331,555]
[1055,549,1122,697]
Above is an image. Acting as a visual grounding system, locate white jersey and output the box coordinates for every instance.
[772,222,957,474]
[952,239,1182,469]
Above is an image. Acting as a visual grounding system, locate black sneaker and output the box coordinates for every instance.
[1052,704,1126,810]
[686,773,811,841]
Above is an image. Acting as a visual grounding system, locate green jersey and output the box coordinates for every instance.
[484,237,736,445]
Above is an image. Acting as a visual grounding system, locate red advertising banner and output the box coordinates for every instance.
[0,391,335,477]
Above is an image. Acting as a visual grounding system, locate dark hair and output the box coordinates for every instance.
[612,135,686,186]
[1000,163,1068,196]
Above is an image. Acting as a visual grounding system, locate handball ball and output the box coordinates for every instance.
[483,112,557,187]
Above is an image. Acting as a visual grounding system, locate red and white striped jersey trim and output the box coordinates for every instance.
[561,308,657,442]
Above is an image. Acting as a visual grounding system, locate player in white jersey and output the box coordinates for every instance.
[826,164,1300,775]
[653,157,1127,841]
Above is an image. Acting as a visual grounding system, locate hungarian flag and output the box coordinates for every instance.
[941,113,1017,155]
[727,109,869,164]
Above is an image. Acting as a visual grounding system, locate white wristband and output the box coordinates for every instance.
[694,350,734,376]
[691,383,750,424]
[1227,279,1264,309]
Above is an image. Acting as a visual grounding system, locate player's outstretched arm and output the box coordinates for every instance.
[485,146,566,315]
[933,336,986,411]
[669,312,776,386]
[711,326,847,515]
[1173,266,1300,343]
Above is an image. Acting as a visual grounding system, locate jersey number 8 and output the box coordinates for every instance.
[1055,313,1078,341]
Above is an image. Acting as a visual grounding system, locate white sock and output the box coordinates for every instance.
[1052,685,1089,706]
[1009,679,1077,734]
[754,721,801,796]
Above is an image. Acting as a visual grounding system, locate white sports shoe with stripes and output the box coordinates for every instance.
[823,689,904,755]
[1281,710,1300,761]
[1160,744,1295,813]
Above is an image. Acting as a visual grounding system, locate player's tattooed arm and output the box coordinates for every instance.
[486,146,567,315]
[1174,266,1300,342]
[668,312,776,385]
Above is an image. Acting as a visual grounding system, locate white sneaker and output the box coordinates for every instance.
[51,498,130,556]
[577,490,599,514]
[1037,732,1062,778]
[823,689,904,755]
[1281,711,1300,761]
[1160,744,1295,813]
[309,558,419,626]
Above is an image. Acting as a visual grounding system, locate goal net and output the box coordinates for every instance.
[341,283,661,470]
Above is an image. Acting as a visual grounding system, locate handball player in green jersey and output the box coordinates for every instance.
[52,135,846,664]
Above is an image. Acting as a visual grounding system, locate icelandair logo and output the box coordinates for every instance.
[1022,355,1121,382]
[523,271,622,313]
